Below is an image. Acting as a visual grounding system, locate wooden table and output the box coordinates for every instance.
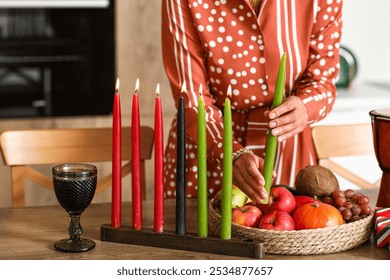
[0,189,388,260]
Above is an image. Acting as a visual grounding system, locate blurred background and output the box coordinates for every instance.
[0,0,388,207]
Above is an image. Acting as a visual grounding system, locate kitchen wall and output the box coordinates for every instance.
[341,0,390,83]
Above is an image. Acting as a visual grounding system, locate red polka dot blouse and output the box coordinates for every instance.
[162,0,343,198]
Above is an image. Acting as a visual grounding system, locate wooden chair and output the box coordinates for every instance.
[311,123,380,189]
[0,126,154,207]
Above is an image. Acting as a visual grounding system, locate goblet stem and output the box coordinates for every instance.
[54,211,95,253]
[68,212,83,240]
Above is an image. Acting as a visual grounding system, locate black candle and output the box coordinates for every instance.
[176,90,186,235]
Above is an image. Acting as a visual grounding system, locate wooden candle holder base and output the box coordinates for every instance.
[100,224,265,259]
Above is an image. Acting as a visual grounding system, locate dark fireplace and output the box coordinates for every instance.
[0,0,115,118]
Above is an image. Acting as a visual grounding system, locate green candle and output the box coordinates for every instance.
[197,84,208,237]
[262,53,286,204]
[220,85,233,240]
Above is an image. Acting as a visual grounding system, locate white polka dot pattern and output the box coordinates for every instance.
[162,0,343,198]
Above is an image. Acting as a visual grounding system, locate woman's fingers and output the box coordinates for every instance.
[267,96,308,141]
[233,172,265,204]
[233,153,268,203]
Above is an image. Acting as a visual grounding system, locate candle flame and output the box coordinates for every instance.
[155,83,160,97]
[135,78,140,93]
[115,78,120,93]
[227,85,232,99]
[198,83,203,97]
[180,81,187,95]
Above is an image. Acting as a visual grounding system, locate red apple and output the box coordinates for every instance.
[232,205,263,228]
[294,195,319,208]
[260,187,296,214]
[272,184,299,196]
[259,210,295,231]
[245,200,262,211]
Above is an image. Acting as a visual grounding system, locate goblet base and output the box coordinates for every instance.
[54,238,96,253]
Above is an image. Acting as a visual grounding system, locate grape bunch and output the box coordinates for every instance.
[321,189,372,223]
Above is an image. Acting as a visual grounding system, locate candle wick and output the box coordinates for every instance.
[198,83,203,98]
[115,78,120,92]
[155,83,160,97]
[180,89,187,98]
[227,85,232,99]
[135,78,140,94]
[180,81,187,95]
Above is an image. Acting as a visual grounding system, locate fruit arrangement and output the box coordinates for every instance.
[214,186,345,231]
[212,166,372,231]
[209,165,374,255]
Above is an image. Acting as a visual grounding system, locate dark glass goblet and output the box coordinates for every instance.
[52,163,97,253]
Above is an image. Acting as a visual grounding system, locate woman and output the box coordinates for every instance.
[161,0,343,203]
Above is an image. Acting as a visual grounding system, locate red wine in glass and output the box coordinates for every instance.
[53,163,97,253]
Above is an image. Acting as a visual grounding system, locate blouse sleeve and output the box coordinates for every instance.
[293,0,343,124]
[161,0,244,166]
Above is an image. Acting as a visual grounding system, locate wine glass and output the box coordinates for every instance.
[52,163,97,253]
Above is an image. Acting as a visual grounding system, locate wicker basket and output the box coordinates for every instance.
[209,200,374,255]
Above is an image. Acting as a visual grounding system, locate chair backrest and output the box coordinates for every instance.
[311,123,379,189]
[0,126,154,207]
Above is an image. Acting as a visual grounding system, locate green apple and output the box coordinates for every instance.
[212,185,249,213]
[231,185,249,208]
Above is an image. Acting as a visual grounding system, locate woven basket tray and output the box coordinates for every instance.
[209,200,374,255]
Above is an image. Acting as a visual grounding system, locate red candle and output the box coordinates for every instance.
[111,78,122,228]
[132,78,142,230]
[154,83,164,233]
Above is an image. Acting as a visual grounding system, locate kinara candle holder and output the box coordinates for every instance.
[100,224,265,259]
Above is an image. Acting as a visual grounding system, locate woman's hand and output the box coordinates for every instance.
[233,152,268,204]
[265,96,309,142]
